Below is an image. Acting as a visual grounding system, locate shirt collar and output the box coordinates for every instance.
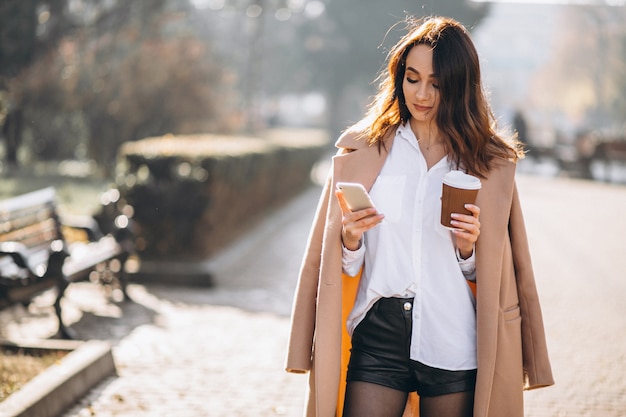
[397,122,454,171]
[396,122,419,147]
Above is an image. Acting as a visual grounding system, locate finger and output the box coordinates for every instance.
[356,211,385,228]
[453,226,479,239]
[344,210,384,232]
[451,215,480,231]
[452,226,479,243]
[464,204,481,218]
[344,210,384,239]
[451,213,479,228]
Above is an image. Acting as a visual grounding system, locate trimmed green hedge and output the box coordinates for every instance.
[116,129,330,260]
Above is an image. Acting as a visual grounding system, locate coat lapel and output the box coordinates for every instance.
[332,132,394,189]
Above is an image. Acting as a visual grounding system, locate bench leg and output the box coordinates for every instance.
[111,254,132,302]
[119,258,131,301]
[54,279,77,340]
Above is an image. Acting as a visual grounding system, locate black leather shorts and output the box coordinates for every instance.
[346,297,477,397]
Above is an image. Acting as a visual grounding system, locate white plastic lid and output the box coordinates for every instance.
[442,170,482,190]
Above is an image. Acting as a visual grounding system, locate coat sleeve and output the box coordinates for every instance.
[285,172,333,373]
[510,183,555,389]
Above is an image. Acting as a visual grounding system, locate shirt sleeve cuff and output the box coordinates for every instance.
[342,241,366,277]
[456,247,476,282]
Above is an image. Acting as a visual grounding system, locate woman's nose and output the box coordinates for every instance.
[416,83,430,99]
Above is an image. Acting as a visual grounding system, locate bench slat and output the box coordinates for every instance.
[0,187,56,213]
[64,237,124,279]
[0,218,60,247]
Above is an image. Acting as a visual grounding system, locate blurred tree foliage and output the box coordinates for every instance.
[530,5,626,134]
[0,0,491,171]
[0,0,233,171]
[261,0,490,137]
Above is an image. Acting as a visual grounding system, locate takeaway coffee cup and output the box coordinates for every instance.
[440,170,482,229]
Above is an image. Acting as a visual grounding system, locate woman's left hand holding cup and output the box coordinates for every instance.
[451,203,481,259]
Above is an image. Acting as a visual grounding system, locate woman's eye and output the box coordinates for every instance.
[432,83,439,89]
[406,77,418,84]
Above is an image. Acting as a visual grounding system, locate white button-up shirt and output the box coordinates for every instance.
[342,123,477,371]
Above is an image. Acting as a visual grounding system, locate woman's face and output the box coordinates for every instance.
[402,44,439,124]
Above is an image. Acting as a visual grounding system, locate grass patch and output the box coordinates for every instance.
[0,347,69,402]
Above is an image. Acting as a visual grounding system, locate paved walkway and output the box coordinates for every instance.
[1,172,625,416]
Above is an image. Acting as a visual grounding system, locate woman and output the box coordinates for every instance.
[285,16,554,417]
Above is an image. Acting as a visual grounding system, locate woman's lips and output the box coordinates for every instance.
[413,104,431,112]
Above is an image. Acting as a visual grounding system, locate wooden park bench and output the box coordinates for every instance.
[0,187,134,339]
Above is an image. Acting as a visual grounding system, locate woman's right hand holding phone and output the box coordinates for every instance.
[335,190,384,251]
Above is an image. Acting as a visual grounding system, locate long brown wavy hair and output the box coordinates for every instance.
[355,16,523,177]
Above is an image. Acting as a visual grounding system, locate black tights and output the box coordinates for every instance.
[343,381,474,417]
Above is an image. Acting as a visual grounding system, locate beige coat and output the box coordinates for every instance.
[285,129,554,417]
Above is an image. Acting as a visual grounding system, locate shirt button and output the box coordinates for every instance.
[403,301,412,311]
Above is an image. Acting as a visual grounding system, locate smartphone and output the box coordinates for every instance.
[336,182,376,211]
